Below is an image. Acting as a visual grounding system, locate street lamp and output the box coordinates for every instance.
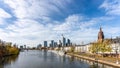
[115,46,119,64]
[115,38,119,64]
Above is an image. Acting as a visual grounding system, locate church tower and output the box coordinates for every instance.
[98,27,104,42]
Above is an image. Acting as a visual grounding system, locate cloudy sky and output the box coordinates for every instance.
[0,0,120,47]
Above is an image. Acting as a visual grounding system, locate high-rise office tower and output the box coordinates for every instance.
[63,37,66,46]
[67,39,70,46]
[51,40,54,47]
[44,41,47,47]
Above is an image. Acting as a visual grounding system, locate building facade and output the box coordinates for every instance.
[51,40,54,48]
[44,41,47,47]
[67,39,71,46]
[63,37,66,46]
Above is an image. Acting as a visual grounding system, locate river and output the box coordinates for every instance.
[0,50,114,68]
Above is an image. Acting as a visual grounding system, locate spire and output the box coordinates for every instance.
[98,26,104,42]
[100,25,102,31]
[100,27,102,31]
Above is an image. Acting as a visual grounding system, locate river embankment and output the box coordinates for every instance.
[67,53,120,68]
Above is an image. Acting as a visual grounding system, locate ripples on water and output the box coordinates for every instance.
[0,50,114,68]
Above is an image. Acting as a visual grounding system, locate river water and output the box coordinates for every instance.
[0,50,114,68]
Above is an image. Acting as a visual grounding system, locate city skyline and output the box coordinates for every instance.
[0,0,120,47]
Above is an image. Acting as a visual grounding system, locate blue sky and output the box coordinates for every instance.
[0,0,120,47]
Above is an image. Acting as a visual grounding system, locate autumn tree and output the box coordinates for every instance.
[89,39,112,57]
[70,46,75,53]
[99,40,112,57]
[89,42,99,54]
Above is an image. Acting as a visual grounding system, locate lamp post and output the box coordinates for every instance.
[115,46,119,64]
[115,38,119,64]
[118,37,120,63]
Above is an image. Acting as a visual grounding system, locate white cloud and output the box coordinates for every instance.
[1,0,119,47]
[0,8,12,25]
[1,20,43,46]
[104,26,120,38]
[0,14,98,46]
[0,18,5,25]
[53,14,83,31]
[2,0,74,46]
[0,13,118,46]
[80,19,96,30]
[7,19,45,33]
[0,8,11,18]
[50,15,106,44]
[70,28,98,44]
[100,0,120,15]
[3,0,72,19]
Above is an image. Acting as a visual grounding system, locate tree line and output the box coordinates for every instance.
[0,40,19,58]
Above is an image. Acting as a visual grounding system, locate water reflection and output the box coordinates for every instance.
[0,50,116,68]
[69,56,74,62]
[0,55,18,68]
[90,62,99,68]
[43,50,47,61]
[67,55,114,68]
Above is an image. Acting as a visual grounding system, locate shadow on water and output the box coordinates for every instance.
[0,55,18,68]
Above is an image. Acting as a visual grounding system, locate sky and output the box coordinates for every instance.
[0,0,120,47]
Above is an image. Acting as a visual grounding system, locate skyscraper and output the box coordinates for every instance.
[44,41,47,47]
[67,39,70,46]
[51,40,54,47]
[37,44,42,49]
[49,43,52,47]
[54,42,57,47]
[63,37,66,46]
[59,40,62,47]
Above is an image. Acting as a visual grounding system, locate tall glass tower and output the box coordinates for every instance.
[67,39,70,46]
[51,40,54,47]
[44,41,47,47]
[63,37,66,46]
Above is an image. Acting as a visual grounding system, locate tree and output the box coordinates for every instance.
[70,46,75,53]
[89,39,112,57]
[0,40,19,56]
[99,40,112,57]
[89,42,99,54]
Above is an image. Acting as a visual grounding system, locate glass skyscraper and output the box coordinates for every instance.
[67,39,70,46]
[44,41,47,47]
[63,37,66,46]
[51,40,54,47]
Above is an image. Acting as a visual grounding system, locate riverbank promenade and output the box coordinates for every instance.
[66,52,120,68]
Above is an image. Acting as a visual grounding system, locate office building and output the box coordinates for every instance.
[51,40,54,48]
[44,41,47,47]
[63,37,66,46]
[67,39,71,46]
